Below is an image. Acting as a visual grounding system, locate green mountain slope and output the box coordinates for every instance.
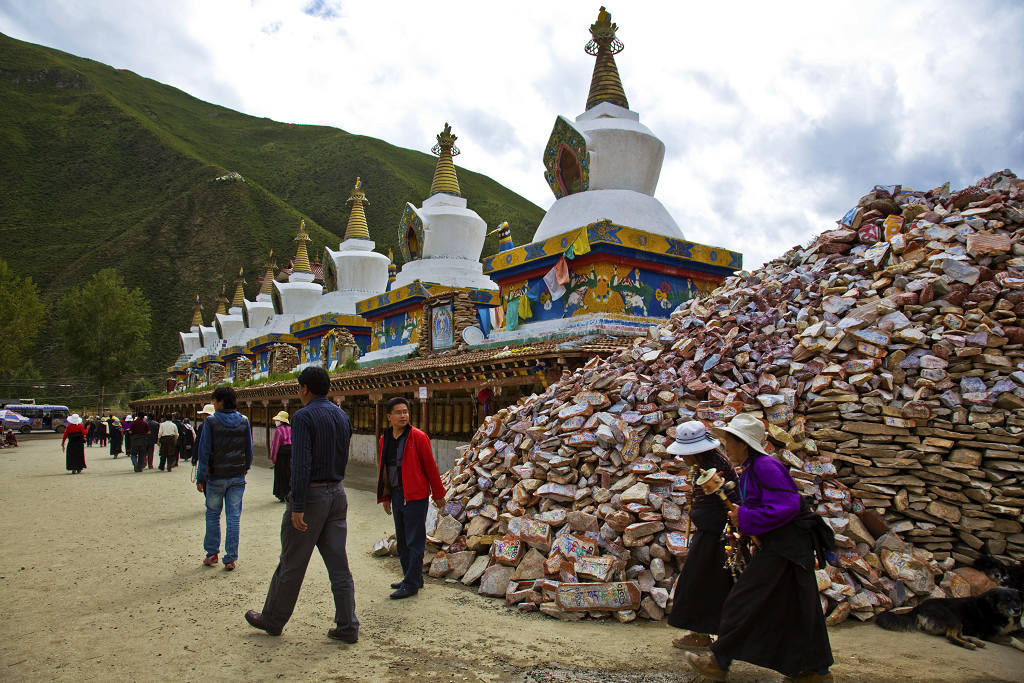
[0,33,544,390]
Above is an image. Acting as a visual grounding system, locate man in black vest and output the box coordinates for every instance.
[195,387,252,571]
[245,366,358,642]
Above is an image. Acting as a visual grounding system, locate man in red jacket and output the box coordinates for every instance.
[377,397,445,599]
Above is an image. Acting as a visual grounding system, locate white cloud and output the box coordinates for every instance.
[2,0,1022,269]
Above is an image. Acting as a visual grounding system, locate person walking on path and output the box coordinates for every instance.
[62,413,87,474]
[145,414,159,470]
[245,366,358,642]
[376,396,446,600]
[97,418,108,448]
[195,388,252,571]
[128,414,149,472]
[176,417,195,471]
[270,410,292,502]
[85,417,96,447]
[193,404,214,465]
[665,421,740,651]
[686,414,834,683]
[158,415,179,471]
[108,416,123,457]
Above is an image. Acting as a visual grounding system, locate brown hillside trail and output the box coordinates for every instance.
[0,435,1020,682]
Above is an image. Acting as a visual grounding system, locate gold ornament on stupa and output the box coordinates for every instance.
[292,220,312,274]
[387,248,397,288]
[215,285,229,316]
[231,267,246,308]
[585,6,628,111]
[429,123,462,197]
[259,250,276,296]
[344,177,371,240]
[189,293,203,327]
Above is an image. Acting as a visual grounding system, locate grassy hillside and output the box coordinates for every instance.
[0,33,544,393]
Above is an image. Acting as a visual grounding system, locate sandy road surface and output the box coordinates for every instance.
[1,434,1022,682]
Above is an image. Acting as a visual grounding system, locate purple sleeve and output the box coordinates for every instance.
[737,456,801,536]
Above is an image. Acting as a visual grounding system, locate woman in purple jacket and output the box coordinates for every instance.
[686,414,833,683]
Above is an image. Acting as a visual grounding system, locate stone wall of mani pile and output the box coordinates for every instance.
[372,170,1024,625]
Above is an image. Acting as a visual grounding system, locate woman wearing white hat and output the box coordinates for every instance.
[666,420,740,651]
[687,414,833,683]
[269,410,292,502]
[61,413,87,474]
[191,404,215,466]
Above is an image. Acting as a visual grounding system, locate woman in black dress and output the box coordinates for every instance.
[62,413,87,473]
[666,420,739,650]
[269,410,292,502]
[108,416,124,457]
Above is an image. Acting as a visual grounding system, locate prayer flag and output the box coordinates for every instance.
[477,307,491,337]
[544,265,566,300]
[519,293,533,320]
[506,298,520,330]
[570,227,591,256]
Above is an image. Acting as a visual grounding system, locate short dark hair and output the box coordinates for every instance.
[386,396,410,413]
[297,366,330,396]
[212,386,237,409]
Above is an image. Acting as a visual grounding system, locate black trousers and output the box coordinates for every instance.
[667,504,733,634]
[261,483,358,635]
[158,436,177,470]
[392,487,428,590]
[273,445,292,501]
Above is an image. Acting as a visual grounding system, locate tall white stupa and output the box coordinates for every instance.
[214,269,246,342]
[271,220,324,319]
[532,6,683,242]
[322,178,390,313]
[391,123,498,291]
[178,294,204,356]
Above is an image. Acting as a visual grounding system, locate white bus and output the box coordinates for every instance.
[2,404,71,433]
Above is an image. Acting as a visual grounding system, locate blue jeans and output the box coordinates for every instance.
[204,476,246,563]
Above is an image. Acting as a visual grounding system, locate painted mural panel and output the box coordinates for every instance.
[371,309,422,352]
[504,263,716,322]
[431,301,454,350]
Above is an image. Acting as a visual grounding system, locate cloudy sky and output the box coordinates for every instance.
[3,0,1023,268]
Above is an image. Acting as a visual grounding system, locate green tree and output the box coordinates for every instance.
[0,259,45,376]
[57,269,152,413]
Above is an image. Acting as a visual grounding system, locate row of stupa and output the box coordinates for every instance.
[170,7,743,390]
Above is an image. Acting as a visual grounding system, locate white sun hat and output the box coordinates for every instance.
[67,413,83,425]
[713,413,770,455]
[666,420,721,456]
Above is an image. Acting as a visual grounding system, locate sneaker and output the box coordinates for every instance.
[686,653,728,682]
[673,632,713,650]
[224,562,236,571]
[203,554,218,566]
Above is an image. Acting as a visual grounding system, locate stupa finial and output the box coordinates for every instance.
[231,267,246,308]
[387,248,397,290]
[292,219,312,274]
[344,177,371,240]
[585,6,628,111]
[429,123,462,197]
[190,293,203,327]
[216,285,229,316]
[259,250,276,296]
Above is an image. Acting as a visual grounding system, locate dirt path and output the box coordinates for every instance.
[1,434,1021,682]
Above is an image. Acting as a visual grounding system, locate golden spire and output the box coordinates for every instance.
[190,293,203,327]
[292,220,312,274]
[231,267,246,308]
[259,250,276,296]
[429,123,462,197]
[585,6,629,111]
[344,177,371,240]
[215,286,229,316]
[387,248,397,290]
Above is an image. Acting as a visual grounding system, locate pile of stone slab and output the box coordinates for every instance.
[373,170,1022,624]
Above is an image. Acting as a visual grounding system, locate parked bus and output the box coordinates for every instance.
[2,404,70,433]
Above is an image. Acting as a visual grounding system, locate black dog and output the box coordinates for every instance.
[974,555,1024,592]
[875,587,1022,649]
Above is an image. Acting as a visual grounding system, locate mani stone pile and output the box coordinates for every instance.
[374,170,1024,624]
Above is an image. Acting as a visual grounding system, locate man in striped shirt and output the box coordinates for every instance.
[245,366,358,642]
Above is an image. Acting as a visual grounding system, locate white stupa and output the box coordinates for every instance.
[271,220,324,320]
[532,7,683,242]
[322,178,390,313]
[214,269,246,342]
[241,253,278,334]
[391,123,498,292]
[178,294,204,356]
